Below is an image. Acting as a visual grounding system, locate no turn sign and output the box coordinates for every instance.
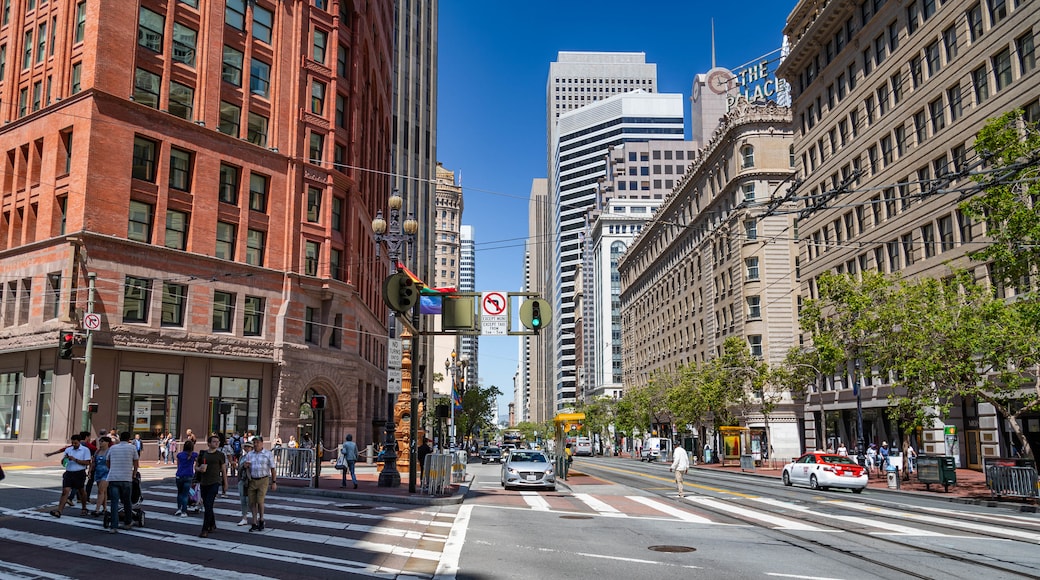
[83,313,102,331]
[481,291,508,336]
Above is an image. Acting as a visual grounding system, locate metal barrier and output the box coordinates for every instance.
[272,447,315,487]
[421,452,453,495]
[986,465,1039,500]
[451,450,468,483]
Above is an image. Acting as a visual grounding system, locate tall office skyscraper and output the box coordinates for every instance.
[523,178,552,423]
[546,51,684,411]
[459,225,478,387]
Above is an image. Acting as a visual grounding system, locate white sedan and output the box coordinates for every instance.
[782,452,868,493]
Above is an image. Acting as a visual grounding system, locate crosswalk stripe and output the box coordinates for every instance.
[0,559,75,580]
[831,501,1040,543]
[627,496,714,523]
[519,491,551,511]
[687,497,829,531]
[750,498,943,536]
[573,493,624,516]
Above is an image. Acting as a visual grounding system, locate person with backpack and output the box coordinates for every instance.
[230,432,243,460]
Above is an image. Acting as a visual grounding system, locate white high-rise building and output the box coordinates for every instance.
[549,86,685,411]
[459,225,477,387]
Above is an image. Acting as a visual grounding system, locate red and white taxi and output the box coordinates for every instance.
[782,451,868,493]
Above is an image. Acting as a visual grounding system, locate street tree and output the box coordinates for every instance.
[457,383,503,444]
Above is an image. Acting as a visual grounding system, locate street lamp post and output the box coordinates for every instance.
[854,360,865,467]
[372,190,418,488]
[445,350,467,450]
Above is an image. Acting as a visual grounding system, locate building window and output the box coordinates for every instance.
[740,145,754,168]
[748,336,763,358]
[218,101,241,136]
[914,109,927,144]
[1018,32,1037,75]
[929,98,945,133]
[35,370,51,439]
[178,0,199,8]
[222,46,244,85]
[925,40,941,76]
[309,132,324,164]
[906,3,920,35]
[330,313,342,348]
[943,25,959,62]
[137,7,163,52]
[939,214,955,252]
[746,296,761,320]
[74,1,86,42]
[331,196,344,231]
[0,45,6,81]
[22,29,31,69]
[246,112,268,147]
[304,306,318,343]
[744,219,758,241]
[225,0,246,30]
[337,44,349,78]
[132,137,157,182]
[118,371,180,440]
[311,80,326,115]
[335,93,346,128]
[212,291,234,332]
[305,241,320,276]
[250,59,270,97]
[31,80,41,111]
[249,173,269,212]
[168,81,194,120]
[306,187,322,222]
[245,229,265,266]
[330,248,343,281]
[168,148,192,191]
[922,223,936,258]
[910,56,923,88]
[312,28,327,63]
[967,4,984,41]
[992,48,1012,92]
[957,209,974,243]
[219,163,240,204]
[165,209,188,250]
[0,372,22,439]
[987,0,1007,25]
[70,62,82,93]
[35,22,45,63]
[128,200,153,242]
[215,221,236,260]
[123,276,152,323]
[948,84,963,121]
[243,297,263,336]
[745,257,760,281]
[161,282,187,326]
[172,23,196,67]
[972,65,990,103]
[207,377,261,435]
[253,4,273,43]
[891,73,903,105]
[133,68,160,109]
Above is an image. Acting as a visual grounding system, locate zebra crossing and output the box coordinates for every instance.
[0,480,464,579]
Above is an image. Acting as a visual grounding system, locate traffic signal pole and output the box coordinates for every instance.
[80,272,96,432]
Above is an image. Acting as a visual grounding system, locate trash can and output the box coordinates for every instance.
[886,464,901,489]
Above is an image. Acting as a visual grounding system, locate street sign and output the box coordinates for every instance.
[480,291,507,336]
[387,368,402,394]
[83,313,102,331]
[388,338,402,368]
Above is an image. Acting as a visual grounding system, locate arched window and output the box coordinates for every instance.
[741,144,755,169]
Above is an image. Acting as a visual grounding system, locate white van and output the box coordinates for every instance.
[574,437,593,456]
[640,437,672,462]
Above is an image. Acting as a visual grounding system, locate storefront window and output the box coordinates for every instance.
[118,371,180,439]
[0,371,20,439]
[35,370,52,439]
[208,376,261,435]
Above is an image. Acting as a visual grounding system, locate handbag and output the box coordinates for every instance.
[334,454,346,470]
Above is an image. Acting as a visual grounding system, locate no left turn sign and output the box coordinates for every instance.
[481,292,506,316]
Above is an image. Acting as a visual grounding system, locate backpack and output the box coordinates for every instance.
[231,436,242,456]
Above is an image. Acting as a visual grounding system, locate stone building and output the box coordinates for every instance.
[0,0,395,459]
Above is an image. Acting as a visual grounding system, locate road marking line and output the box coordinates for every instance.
[688,497,829,531]
[434,504,472,580]
[751,498,943,536]
[767,573,845,580]
[831,501,1040,543]
[576,463,759,498]
[518,491,551,511]
[0,560,75,579]
[573,493,624,516]
[628,496,714,523]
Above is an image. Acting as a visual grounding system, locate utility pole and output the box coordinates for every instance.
[80,272,96,432]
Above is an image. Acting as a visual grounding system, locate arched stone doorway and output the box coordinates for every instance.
[295,386,326,452]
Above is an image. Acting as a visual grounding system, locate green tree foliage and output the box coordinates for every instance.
[457,383,503,443]
[574,396,616,447]
[961,110,1040,285]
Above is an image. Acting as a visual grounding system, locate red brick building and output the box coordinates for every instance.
[0,0,395,459]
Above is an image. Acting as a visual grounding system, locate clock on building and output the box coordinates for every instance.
[707,69,735,95]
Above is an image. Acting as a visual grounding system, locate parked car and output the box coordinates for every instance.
[500,450,556,491]
[782,451,868,493]
[574,437,593,456]
[481,446,503,464]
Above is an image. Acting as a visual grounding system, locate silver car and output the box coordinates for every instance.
[500,450,556,491]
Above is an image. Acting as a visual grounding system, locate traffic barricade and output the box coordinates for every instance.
[985,457,1039,500]
[273,447,315,487]
[451,449,468,483]
[421,452,453,495]
[916,455,957,492]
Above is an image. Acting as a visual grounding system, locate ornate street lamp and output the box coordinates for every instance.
[372,190,418,488]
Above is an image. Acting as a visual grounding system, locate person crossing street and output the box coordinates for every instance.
[241,436,277,532]
[670,443,691,498]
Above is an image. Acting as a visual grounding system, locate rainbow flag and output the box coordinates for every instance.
[395,262,456,314]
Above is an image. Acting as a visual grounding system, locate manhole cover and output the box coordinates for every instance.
[648,545,696,553]
[560,515,594,520]
[337,504,375,510]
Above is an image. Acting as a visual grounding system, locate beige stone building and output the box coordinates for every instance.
[618,99,800,458]
[778,0,1040,465]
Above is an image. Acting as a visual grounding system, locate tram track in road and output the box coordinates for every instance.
[572,458,1040,579]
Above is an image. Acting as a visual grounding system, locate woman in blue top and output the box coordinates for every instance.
[89,437,111,516]
[174,439,197,516]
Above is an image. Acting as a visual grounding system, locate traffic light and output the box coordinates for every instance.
[310,395,326,410]
[381,272,419,313]
[58,331,75,359]
[519,298,551,332]
[87,402,99,414]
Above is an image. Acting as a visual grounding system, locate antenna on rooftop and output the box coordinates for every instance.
[711,19,716,69]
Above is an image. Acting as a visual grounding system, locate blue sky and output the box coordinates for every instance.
[436,1,798,419]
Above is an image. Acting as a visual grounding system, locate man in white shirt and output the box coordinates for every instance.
[670,443,691,498]
[240,436,277,531]
[47,434,92,517]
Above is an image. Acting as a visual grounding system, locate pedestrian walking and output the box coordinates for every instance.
[837,441,849,457]
[174,439,197,517]
[417,438,433,481]
[106,431,140,533]
[339,434,359,489]
[236,438,254,527]
[241,435,277,532]
[89,436,111,517]
[47,434,92,517]
[670,443,691,498]
[195,435,228,538]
